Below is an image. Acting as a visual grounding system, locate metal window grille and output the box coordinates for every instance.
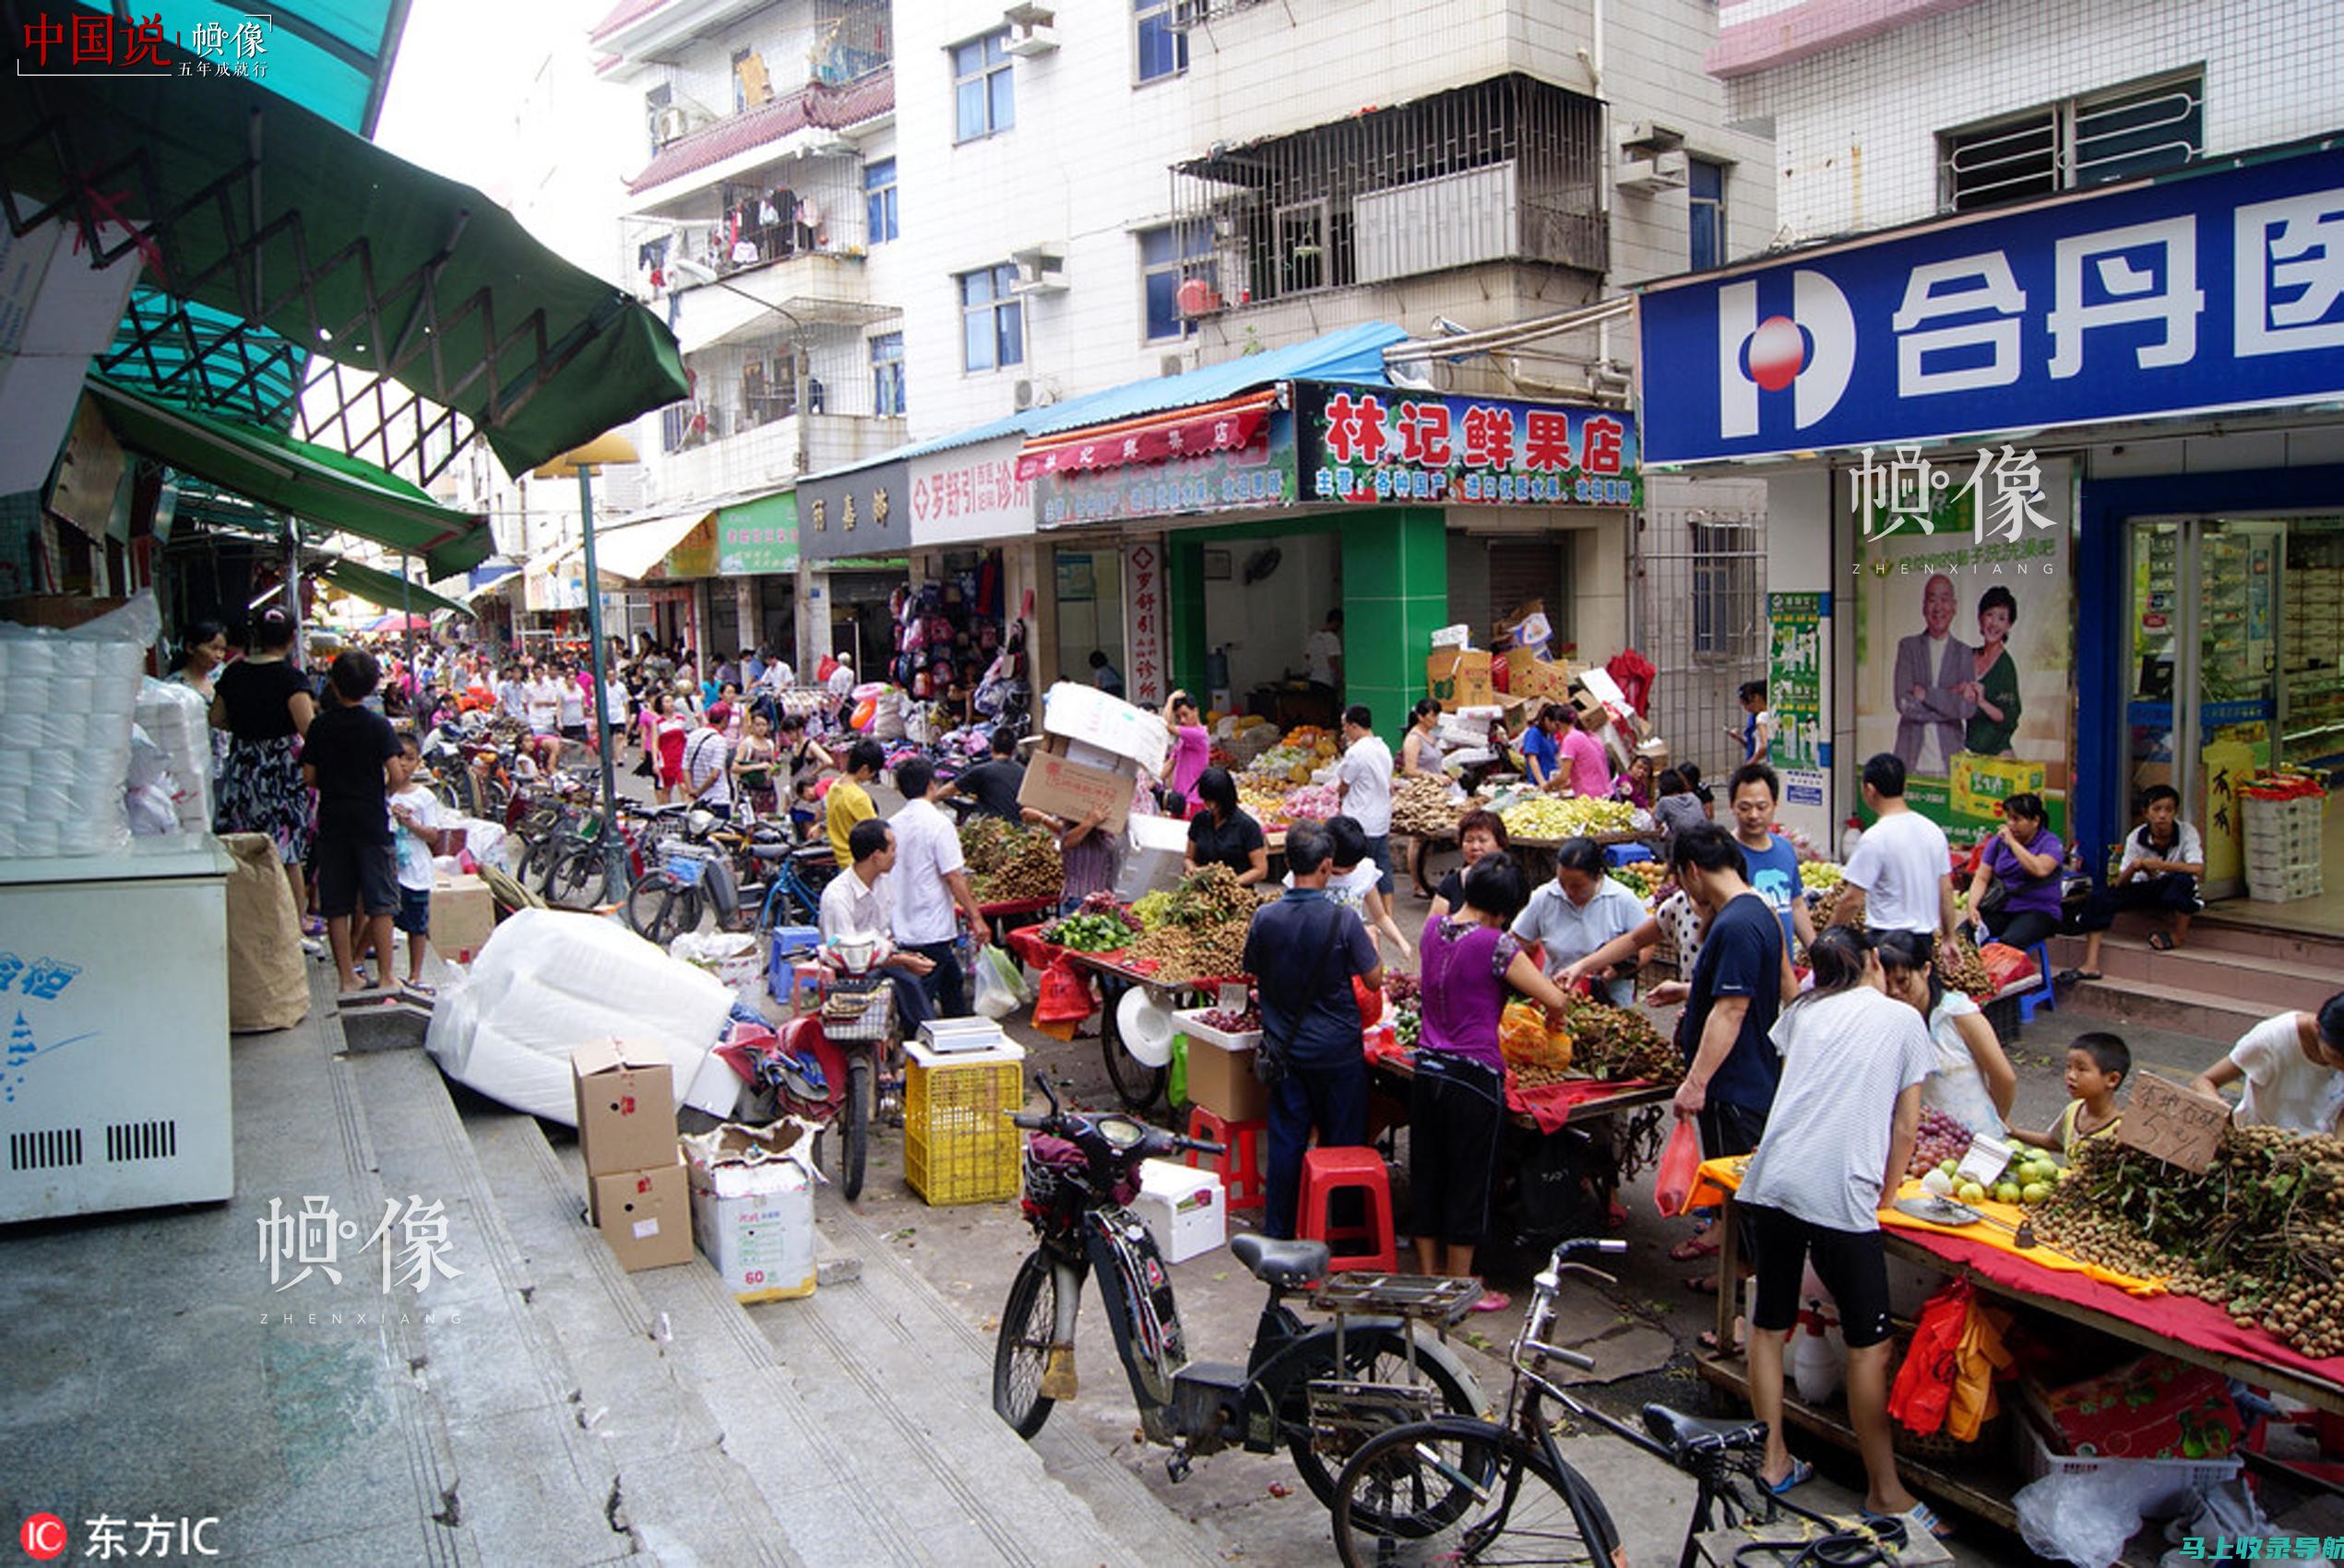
[1168,74,1604,309]
[814,0,892,85]
[1941,72,2202,213]
[1636,511,1767,776]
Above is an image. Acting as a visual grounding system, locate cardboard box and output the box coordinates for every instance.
[1113,811,1193,902]
[428,873,496,965]
[1133,1158,1226,1263]
[2025,1356,2244,1461]
[587,1156,693,1272]
[1183,1032,1269,1122]
[1041,682,1170,778]
[572,1039,681,1176]
[684,1123,817,1302]
[1019,734,1136,834]
[1425,649,1494,712]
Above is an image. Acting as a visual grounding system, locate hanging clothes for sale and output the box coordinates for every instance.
[758,197,780,226]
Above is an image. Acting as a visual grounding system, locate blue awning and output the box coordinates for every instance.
[68,0,414,136]
[807,323,1406,481]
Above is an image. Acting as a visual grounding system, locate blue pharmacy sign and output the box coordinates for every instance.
[1637,146,2344,464]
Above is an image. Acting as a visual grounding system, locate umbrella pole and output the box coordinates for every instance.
[401,552,417,709]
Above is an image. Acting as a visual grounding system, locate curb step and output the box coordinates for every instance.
[817,1196,1230,1568]
[542,1134,1163,1567]
[2049,932,2339,1014]
[2056,973,2272,1039]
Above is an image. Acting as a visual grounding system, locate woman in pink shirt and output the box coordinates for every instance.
[1162,689,1210,815]
[1557,709,1614,800]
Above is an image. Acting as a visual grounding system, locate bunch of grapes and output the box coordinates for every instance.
[1385,972,1421,1008]
[1907,1107,1976,1178]
[1195,1004,1261,1033]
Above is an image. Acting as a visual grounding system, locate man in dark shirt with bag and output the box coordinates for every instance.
[1243,820,1385,1240]
[303,649,402,997]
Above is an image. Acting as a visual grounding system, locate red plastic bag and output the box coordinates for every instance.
[1888,1280,1973,1437]
[1033,956,1094,1028]
[1352,974,1383,1028]
[1979,941,2040,992]
[1653,1117,1703,1218]
[815,654,839,683]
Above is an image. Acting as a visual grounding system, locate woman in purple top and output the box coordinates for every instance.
[1413,854,1577,1312]
[1962,791,2065,952]
[1162,689,1210,815]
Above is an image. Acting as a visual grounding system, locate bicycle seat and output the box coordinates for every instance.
[788,844,838,865]
[1231,1235,1330,1289]
[749,843,790,862]
[1640,1404,1766,1458]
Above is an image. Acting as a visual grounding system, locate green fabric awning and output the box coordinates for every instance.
[312,552,472,618]
[88,375,493,576]
[4,40,690,479]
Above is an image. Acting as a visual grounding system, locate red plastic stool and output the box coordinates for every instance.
[1296,1146,1398,1273]
[1185,1107,1267,1212]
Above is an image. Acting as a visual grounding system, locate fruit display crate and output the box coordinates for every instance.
[1172,1008,1262,1051]
[904,1037,1027,1206]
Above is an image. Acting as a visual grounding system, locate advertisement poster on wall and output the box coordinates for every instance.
[1852,454,2074,836]
[1767,591,1827,813]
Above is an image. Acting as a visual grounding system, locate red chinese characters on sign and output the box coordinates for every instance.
[910,457,1032,527]
[1017,399,1271,483]
[1460,406,1517,469]
[1321,392,1390,465]
[1124,542,1167,708]
[1397,401,1452,468]
[1580,416,1624,476]
[1524,410,1573,473]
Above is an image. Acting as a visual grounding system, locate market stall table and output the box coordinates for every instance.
[1005,925,1245,1111]
[1683,1157,2344,1531]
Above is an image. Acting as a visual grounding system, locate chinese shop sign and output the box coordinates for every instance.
[717,495,799,576]
[1124,540,1167,708]
[1034,430,1298,529]
[799,459,908,563]
[910,444,1032,546]
[1293,382,1641,507]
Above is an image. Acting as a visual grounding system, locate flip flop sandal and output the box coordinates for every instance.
[1684,1273,1722,1295]
[1669,1233,1720,1263]
[2148,931,2175,951]
[1469,1290,1511,1313]
[1764,1458,1814,1495]
[2054,968,2102,984]
[1866,1503,1951,1541]
[1696,1329,1742,1355]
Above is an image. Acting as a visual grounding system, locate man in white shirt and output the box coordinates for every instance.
[817,816,937,1028]
[681,719,733,815]
[1839,753,1955,939]
[886,755,994,1018]
[1335,703,1395,894]
[1303,608,1343,693]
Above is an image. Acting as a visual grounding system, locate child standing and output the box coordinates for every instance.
[2014,1032,2130,1158]
[387,736,456,996]
[302,650,402,997]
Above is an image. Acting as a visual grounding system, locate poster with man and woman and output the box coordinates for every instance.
[1852,455,2074,835]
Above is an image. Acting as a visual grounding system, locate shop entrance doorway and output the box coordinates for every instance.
[2124,515,2343,932]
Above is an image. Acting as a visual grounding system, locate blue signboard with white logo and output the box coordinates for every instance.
[1637,147,2344,464]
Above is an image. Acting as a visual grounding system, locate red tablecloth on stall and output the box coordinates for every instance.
[1363,1028,1655,1134]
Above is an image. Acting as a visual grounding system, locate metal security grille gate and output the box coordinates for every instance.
[1633,510,1767,786]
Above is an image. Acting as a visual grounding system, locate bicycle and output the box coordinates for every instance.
[625,813,837,945]
[1328,1237,1858,1568]
[993,1075,1486,1512]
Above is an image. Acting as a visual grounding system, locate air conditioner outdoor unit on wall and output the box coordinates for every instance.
[1617,149,1689,196]
[651,105,691,145]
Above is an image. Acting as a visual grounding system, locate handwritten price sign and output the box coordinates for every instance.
[2115,1072,2231,1174]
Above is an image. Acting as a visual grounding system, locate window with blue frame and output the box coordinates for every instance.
[1138,222,1215,342]
[1136,0,1188,83]
[1688,157,1726,272]
[863,159,898,244]
[871,332,905,416]
[958,266,1024,372]
[953,31,1015,142]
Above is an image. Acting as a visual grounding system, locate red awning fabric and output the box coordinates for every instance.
[1014,391,1276,483]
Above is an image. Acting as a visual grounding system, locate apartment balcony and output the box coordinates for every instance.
[596,0,890,85]
[645,410,908,511]
[1168,74,1606,316]
[627,67,894,206]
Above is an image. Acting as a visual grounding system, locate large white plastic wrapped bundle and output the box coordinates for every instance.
[135,676,214,831]
[422,908,739,1123]
[0,593,160,859]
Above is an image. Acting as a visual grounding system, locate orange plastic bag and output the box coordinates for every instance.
[1353,974,1383,1028]
[1887,1280,1972,1437]
[1654,1117,1704,1218]
[1034,956,1094,1027]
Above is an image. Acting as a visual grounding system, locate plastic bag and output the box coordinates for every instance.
[1887,1280,1971,1437]
[1653,1117,1703,1218]
[973,944,1026,1019]
[1979,941,2041,992]
[1033,956,1094,1028]
[2017,1466,2176,1567]
[2160,1479,2270,1564]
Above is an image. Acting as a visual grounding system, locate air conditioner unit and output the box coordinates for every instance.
[1012,379,1035,410]
[1617,149,1689,195]
[651,105,693,145]
[1169,0,1210,30]
[1159,354,1185,378]
[1003,3,1059,55]
[1619,121,1687,158]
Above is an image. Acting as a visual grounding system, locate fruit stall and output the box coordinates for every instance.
[1683,1126,2344,1532]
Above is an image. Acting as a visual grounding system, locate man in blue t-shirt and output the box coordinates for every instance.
[1243,820,1384,1240]
[1669,824,1786,1162]
[1729,762,1816,955]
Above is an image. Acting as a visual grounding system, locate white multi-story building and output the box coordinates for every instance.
[1649,0,2344,925]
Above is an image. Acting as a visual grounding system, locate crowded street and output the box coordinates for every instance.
[7,2,2344,1565]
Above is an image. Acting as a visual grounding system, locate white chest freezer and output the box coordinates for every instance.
[0,836,234,1220]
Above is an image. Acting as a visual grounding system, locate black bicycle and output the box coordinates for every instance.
[1330,1238,1862,1568]
[993,1075,1486,1513]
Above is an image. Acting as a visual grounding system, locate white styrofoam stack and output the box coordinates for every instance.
[0,593,159,859]
[136,676,214,832]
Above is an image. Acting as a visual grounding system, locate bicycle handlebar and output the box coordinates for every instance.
[1524,1337,1597,1372]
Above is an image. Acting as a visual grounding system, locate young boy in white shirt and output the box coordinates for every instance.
[387,736,458,994]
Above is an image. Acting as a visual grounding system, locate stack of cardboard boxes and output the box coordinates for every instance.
[572,1039,692,1272]
[1018,683,1172,835]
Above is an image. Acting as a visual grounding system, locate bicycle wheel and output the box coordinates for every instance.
[625,871,699,945]
[1099,987,1166,1111]
[839,1057,870,1202]
[1282,1329,1486,1513]
[548,841,613,909]
[1332,1417,1616,1568]
[992,1250,1060,1440]
[516,834,558,894]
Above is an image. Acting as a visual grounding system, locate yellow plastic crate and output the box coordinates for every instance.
[904,1044,1024,1206]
